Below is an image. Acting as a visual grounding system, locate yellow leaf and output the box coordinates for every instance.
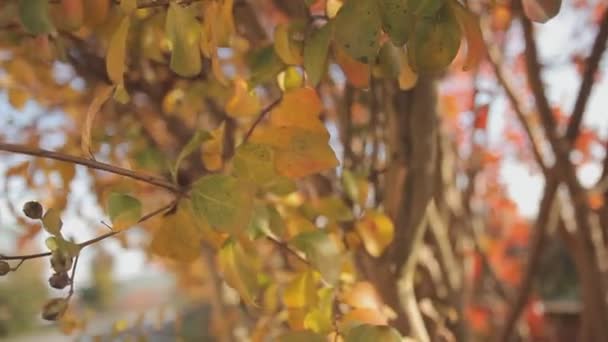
[82,84,114,157]
[42,208,63,235]
[225,79,261,118]
[283,270,319,309]
[218,240,261,306]
[269,87,325,133]
[166,2,202,77]
[277,66,304,92]
[274,23,303,65]
[120,0,137,13]
[106,16,130,85]
[8,88,29,109]
[202,123,225,171]
[252,126,338,179]
[149,203,203,262]
[355,210,394,257]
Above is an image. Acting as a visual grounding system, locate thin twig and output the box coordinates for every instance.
[0,201,175,261]
[67,254,80,299]
[242,98,282,144]
[0,142,180,193]
[265,236,309,266]
[486,44,548,174]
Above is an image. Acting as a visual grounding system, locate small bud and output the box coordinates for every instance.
[51,251,73,274]
[42,297,68,321]
[0,261,10,276]
[49,272,71,289]
[23,201,44,219]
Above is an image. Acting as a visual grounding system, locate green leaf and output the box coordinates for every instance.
[42,208,63,235]
[408,5,461,72]
[171,130,212,183]
[408,0,443,16]
[248,46,286,87]
[344,324,403,342]
[277,331,325,342]
[107,192,142,231]
[19,0,54,35]
[45,236,58,251]
[334,0,382,63]
[304,22,333,86]
[292,230,341,284]
[191,174,254,234]
[378,0,412,45]
[166,3,202,77]
[377,42,401,78]
[218,240,262,306]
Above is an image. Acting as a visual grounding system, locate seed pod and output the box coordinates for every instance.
[0,261,10,276]
[23,201,43,219]
[49,272,71,289]
[41,298,68,321]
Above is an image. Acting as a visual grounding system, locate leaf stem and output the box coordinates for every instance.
[242,97,282,144]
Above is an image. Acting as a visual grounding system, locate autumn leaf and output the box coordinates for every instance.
[378,0,412,45]
[191,174,254,234]
[171,130,212,183]
[201,123,225,171]
[232,142,276,186]
[106,16,130,100]
[42,208,63,235]
[277,66,304,92]
[150,203,203,263]
[107,192,142,231]
[82,84,114,157]
[19,0,55,35]
[274,23,304,65]
[292,230,341,284]
[225,78,261,118]
[356,210,394,257]
[49,0,84,32]
[334,0,381,63]
[408,5,462,72]
[218,240,262,306]
[304,22,333,86]
[335,46,371,88]
[450,0,485,71]
[283,270,319,309]
[377,42,401,78]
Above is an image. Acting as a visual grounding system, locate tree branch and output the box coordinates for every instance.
[565,7,608,142]
[0,142,181,193]
[498,178,559,342]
